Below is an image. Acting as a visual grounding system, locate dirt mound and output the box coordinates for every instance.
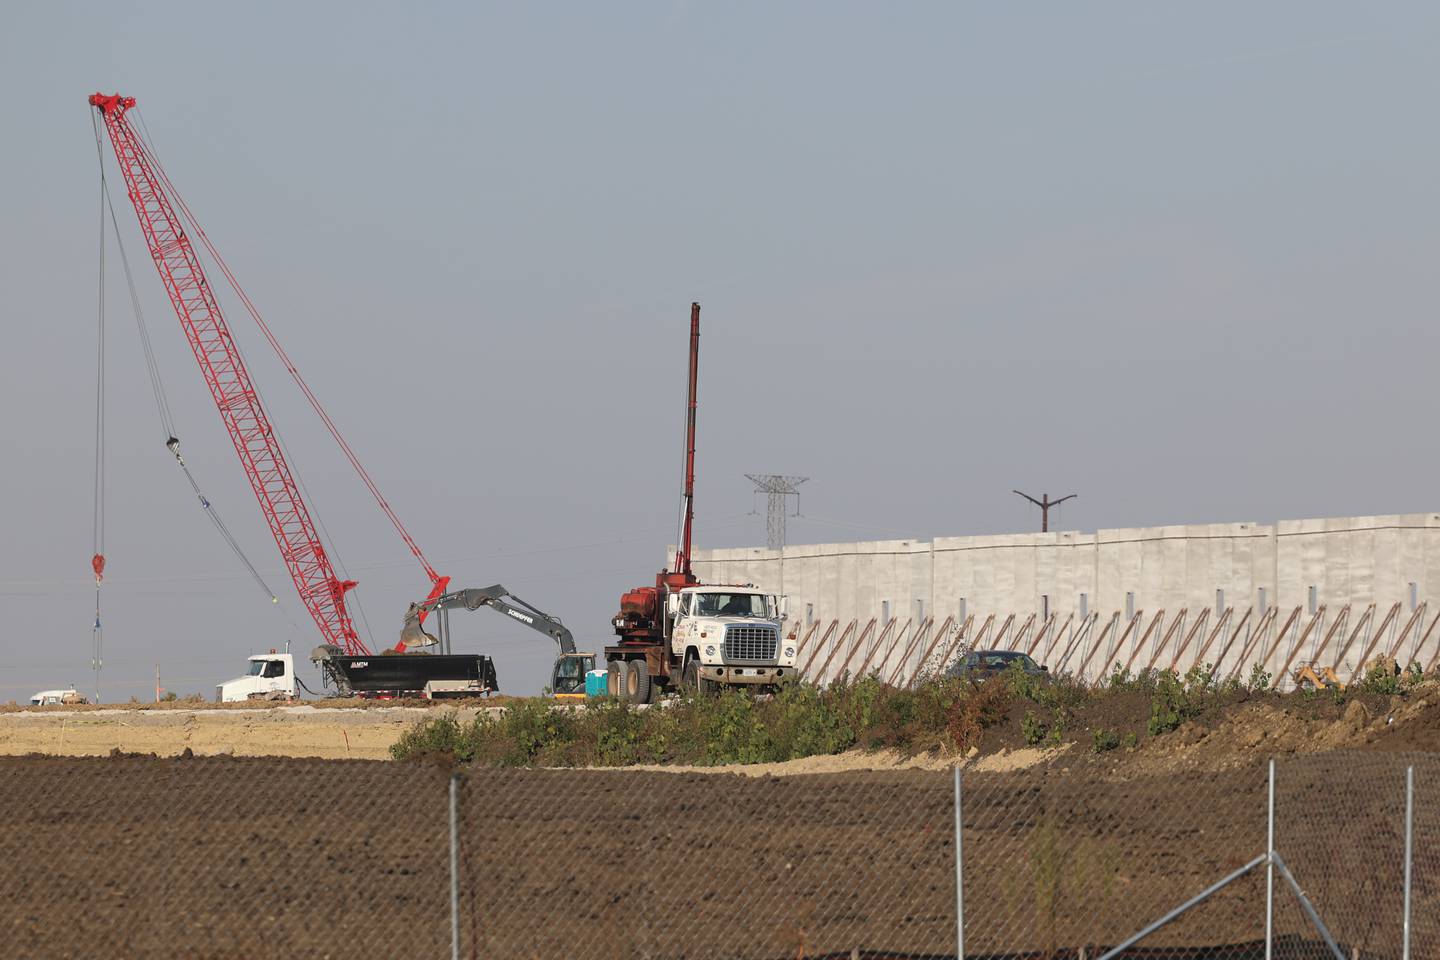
[1103,692,1440,776]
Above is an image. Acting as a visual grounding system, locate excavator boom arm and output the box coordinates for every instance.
[401,584,576,653]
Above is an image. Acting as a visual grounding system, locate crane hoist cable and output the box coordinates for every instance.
[91,118,282,608]
[90,110,106,703]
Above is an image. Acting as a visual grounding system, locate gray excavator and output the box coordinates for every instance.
[399,585,596,699]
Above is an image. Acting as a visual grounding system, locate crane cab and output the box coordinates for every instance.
[551,652,596,701]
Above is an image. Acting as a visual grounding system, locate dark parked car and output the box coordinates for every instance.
[947,649,1048,682]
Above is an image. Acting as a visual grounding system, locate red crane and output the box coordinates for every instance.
[89,93,448,656]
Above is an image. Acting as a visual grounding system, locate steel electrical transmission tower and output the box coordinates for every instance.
[746,475,809,550]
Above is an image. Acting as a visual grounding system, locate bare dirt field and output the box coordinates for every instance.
[2,749,1433,959]
[4,688,1438,957]
[0,702,494,760]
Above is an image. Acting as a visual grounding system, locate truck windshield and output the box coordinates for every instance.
[694,593,767,618]
[246,661,266,676]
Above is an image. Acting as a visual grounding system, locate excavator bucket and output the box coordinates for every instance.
[399,603,440,648]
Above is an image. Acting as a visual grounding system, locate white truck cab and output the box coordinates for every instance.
[217,652,297,703]
[669,585,795,687]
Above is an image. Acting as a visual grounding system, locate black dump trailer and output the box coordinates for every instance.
[311,646,498,698]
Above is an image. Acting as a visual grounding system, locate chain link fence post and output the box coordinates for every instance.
[1266,757,1275,960]
[449,771,460,960]
[954,765,964,960]
[1403,764,1414,960]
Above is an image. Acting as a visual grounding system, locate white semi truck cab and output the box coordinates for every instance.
[217,652,297,703]
[668,585,795,688]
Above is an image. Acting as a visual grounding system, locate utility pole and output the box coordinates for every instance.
[1013,490,1077,533]
[745,475,809,550]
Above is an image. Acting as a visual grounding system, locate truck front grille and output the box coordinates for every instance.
[723,625,778,663]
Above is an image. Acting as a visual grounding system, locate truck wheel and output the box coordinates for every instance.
[689,659,716,696]
[626,658,651,705]
[683,657,714,696]
[606,659,624,698]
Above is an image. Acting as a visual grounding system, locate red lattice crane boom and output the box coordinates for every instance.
[89,92,448,656]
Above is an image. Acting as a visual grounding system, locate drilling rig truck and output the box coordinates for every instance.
[606,304,797,703]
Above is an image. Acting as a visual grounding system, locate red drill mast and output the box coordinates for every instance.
[670,301,701,584]
[89,92,448,656]
[612,302,703,649]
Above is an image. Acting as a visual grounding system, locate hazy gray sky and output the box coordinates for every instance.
[3,2,1438,699]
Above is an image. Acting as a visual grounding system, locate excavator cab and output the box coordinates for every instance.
[551,652,595,701]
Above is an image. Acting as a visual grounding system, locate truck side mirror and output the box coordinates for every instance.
[666,594,681,618]
[777,596,789,620]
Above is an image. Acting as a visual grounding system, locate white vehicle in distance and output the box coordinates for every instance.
[29,689,88,706]
[217,652,297,703]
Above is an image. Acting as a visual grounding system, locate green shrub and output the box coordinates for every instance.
[388,657,1240,768]
[767,683,855,758]
[1045,715,1065,747]
[1357,660,1402,696]
[1247,662,1271,692]
[1006,660,1045,702]
[1020,709,1044,745]
[1183,662,1216,695]
[1092,729,1121,753]
[947,679,1012,752]
[1147,669,1192,736]
[496,698,581,766]
[587,696,653,766]
[390,713,469,761]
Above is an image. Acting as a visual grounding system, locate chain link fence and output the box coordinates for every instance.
[0,752,1433,958]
